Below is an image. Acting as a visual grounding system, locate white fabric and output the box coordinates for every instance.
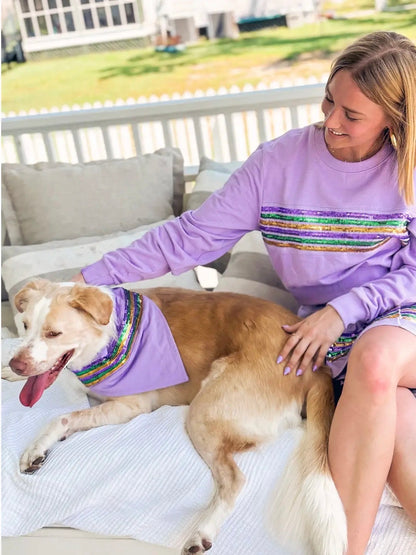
[2,339,415,554]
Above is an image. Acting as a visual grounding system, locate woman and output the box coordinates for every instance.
[74,31,416,553]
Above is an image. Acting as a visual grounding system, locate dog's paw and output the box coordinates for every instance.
[1,366,25,382]
[182,532,213,554]
[20,446,50,474]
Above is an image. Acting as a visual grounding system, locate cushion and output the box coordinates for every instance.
[184,169,230,212]
[1,148,184,246]
[215,231,300,313]
[2,218,202,323]
[184,157,244,273]
[199,155,243,174]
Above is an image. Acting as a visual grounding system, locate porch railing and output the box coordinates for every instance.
[1,81,325,178]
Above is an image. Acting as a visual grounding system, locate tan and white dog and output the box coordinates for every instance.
[5,278,347,555]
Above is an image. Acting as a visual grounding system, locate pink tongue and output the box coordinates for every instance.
[19,373,51,407]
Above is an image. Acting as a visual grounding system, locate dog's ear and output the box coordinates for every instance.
[14,278,51,313]
[68,285,113,326]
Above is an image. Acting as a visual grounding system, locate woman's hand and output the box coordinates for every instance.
[71,272,86,283]
[277,305,344,376]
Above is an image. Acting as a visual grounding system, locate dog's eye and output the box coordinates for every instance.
[46,331,62,338]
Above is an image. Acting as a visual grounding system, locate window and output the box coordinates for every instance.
[20,0,30,13]
[51,13,62,33]
[83,8,94,29]
[17,0,144,41]
[124,3,134,24]
[24,17,35,37]
[111,5,121,25]
[97,7,108,27]
[37,15,48,34]
[64,11,75,32]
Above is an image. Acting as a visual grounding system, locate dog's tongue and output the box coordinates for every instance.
[19,373,50,407]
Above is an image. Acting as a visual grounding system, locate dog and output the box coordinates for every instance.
[5,278,347,554]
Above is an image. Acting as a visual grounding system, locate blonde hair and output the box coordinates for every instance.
[327,31,416,205]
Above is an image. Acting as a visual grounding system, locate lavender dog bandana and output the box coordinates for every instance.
[73,288,189,396]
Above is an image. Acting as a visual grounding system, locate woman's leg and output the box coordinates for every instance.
[387,387,416,522]
[328,326,416,555]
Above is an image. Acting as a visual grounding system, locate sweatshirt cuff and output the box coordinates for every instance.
[328,290,368,329]
[81,260,114,286]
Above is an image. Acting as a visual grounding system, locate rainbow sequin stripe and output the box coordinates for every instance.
[74,290,143,387]
[260,207,410,252]
[374,304,416,323]
[326,332,360,363]
[326,304,416,363]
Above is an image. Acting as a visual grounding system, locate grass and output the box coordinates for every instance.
[2,7,416,114]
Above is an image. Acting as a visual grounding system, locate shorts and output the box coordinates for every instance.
[325,304,416,403]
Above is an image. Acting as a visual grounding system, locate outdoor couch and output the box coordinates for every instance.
[1,148,415,554]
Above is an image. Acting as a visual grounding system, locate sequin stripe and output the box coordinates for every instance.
[326,332,360,362]
[81,293,142,386]
[263,237,389,252]
[261,213,408,228]
[77,297,134,379]
[260,219,408,238]
[260,207,410,248]
[75,291,143,386]
[261,228,391,245]
[75,291,137,378]
[261,206,410,225]
[374,305,416,323]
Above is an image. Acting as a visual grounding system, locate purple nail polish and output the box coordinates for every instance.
[284,367,291,375]
[312,365,318,372]
[296,368,303,377]
[277,355,283,364]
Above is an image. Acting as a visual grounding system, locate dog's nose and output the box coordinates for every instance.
[9,357,28,376]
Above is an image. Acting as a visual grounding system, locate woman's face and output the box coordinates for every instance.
[321,69,390,162]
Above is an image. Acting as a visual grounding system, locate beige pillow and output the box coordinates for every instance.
[1,148,184,246]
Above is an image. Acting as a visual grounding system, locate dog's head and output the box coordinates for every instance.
[10,278,114,407]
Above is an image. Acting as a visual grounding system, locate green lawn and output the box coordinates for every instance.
[2,8,416,114]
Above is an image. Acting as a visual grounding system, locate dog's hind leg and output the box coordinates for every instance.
[182,416,251,555]
[181,355,267,555]
[20,392,157,473]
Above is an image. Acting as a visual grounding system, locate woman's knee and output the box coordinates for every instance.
[346,337,396,399]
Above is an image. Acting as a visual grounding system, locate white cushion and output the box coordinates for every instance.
[2,218,202,320]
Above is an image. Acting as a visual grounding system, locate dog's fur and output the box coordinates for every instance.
[6,279,347,554]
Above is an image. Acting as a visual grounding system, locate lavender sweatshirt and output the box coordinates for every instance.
[82,125,416,330]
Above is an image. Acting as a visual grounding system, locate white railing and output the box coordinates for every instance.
[1,81,325,176]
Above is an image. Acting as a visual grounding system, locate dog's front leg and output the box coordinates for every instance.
[20,392,157,474]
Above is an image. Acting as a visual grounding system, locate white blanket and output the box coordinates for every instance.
[2,340,416,554]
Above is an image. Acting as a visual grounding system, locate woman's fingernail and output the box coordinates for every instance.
[296,368,303,376]
[282,325,289,329]
[284,367,291,375]
[277,355,283,364]
[312,365,318,372]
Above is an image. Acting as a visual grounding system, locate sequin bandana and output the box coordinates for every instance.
[73,288,189,396]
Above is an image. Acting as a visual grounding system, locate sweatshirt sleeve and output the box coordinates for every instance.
[328,218,416,327]
[82,149,263,286]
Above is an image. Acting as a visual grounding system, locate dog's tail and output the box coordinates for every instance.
[271,372,347,555]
